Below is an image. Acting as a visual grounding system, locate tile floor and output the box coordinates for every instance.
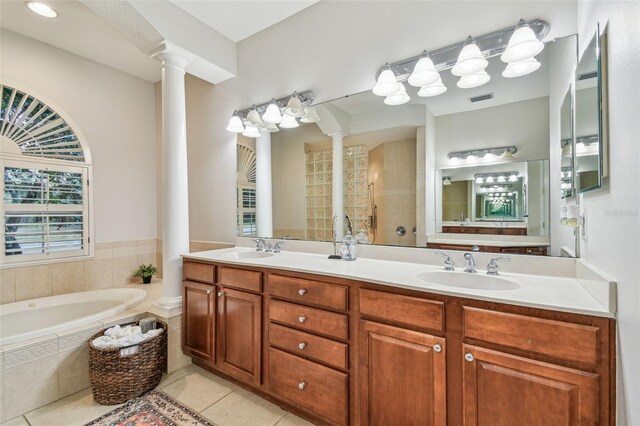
[1,364,313,426]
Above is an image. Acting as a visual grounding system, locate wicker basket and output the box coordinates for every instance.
[88,321,167,405]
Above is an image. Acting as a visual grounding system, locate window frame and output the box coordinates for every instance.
[1,153,94,267]
[237,183,257,237]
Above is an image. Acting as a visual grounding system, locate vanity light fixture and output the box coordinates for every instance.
[502,57,541,78]
[242,125,261,138]
[442,176,453,185]
[26,1,58,18]
[485,176,495,183]
[279,114,299,129]
[497,175,506,183]
[408,51,440,87]
[384,82,410,106]
[509,174,518,182]
[244,106,263,127]
[476,173,519,185]
[300,107,321,123]
[447,146,518,165]
[373,64,401,97]
[457,70,491,89]
[226,110,245,133]
[475,176,484,184]
[284,92,305,117]
[262,100,283,124]
[452,36,488,77]
[501,19,545,64]
[417,78,447,97]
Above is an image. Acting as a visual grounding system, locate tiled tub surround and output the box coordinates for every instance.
[0,240,234,305]
[0,282,191,422]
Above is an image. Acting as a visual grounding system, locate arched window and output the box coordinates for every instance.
[1,84,91,265]
[237,143,256,236]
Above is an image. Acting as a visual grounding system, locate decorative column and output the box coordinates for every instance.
[256,130,273,237]
[330,132,344,240]
[155,48,190,310]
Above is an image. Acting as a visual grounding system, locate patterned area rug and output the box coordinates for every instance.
[85,389,215,426]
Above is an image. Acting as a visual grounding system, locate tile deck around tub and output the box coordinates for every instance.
[2,365,314,426]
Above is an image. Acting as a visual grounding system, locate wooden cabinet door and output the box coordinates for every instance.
[462,344,599,426]
[217,288,262,386]
[359,320,446,426]
[182,280,216,363]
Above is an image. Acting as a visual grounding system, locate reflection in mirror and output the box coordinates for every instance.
[560,89,574,199]
[237,35,578,257]
[575,25,607,192]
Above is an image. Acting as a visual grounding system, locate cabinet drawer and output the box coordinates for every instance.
[269,274,348,311]
[463,307,599,366]
[359,288,444,332]
[220,267,262,292]
[269,323,348,370]
[269,348,348,426]
[183,262,216,284]
[269,300,348,340]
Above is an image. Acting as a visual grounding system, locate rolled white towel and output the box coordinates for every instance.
[143,328,164,339]
[116,325,141,338]
[92,335,119,349]
[104,324,121,337]
[119,345,139,356]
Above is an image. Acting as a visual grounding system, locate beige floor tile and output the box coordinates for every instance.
[275,413,316,426]
[201,388,286,426]
[0,416,30,426]
[158,364,199,388]
[162,370,236,412]
[24,388,120,426]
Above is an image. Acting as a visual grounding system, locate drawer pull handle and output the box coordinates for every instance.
[298,381,306,390]
[298,342,307,350]
[433,344,442,353]
[298,289,307,296]
[298,315,307,323]
[217,291,224,297]
[465,352,474,362]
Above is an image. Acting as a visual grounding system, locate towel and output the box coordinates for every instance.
[103,324,121,337]
[92,335,119,349]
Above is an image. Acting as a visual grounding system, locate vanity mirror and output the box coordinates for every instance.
[236,35,579,257]
[560,88,574,199]
[575,24,608,193]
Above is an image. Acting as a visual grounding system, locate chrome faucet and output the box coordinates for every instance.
[486,256,510,275]
[272,241,284,253]
[252,238,268,252]
[463,253,477,273]
[435,251,455,271]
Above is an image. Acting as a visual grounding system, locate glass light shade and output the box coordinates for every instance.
[279,114,299,129]
[466,155,478,164]
[509,174,518,182]
[475,177,484,184]
[284,94,304,117]
[245,108,263,126]
[300,107,320,123]
[242,125,261,138]
[226,114,245,133]
[485,176,495,183]
[443,177,452,186]
[502,149,514,159]
[373,69,400,97]
[263,122,279,133]
[501,22,544,63]
[262,102,282,124]
[417,79,447,97]
[408,57,440,87]
[452,38,488,76]
[497,175,506,183]
[384,83,410,106]
[483,152,496,161]
[502,58,541,78]
[457,70,491,89]
[449,156,461,165]
[26,2,58,18]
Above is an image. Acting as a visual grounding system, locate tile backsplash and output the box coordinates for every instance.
[0,239,235,305]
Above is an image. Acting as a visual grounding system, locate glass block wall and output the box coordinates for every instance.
[305,145,368,241]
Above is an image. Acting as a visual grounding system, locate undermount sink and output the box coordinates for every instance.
[221,251,275,260]
[417,271,520,291]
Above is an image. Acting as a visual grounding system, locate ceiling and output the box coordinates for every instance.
[168,0,319,43]
[0,0,161,82]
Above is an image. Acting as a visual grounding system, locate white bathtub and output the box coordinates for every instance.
[0,288,147,346]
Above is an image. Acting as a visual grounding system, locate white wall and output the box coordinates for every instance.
[1,30,157,242]
[576,2,640,424]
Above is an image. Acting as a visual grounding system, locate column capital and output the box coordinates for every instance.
[150,42,190,70]
[328,131,346,139]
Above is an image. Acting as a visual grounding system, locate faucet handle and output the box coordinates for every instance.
[487,256,510,275]
[435,251,455,271]
[273,241,284,253]
[252,238,266,251]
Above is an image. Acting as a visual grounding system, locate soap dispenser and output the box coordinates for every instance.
[340,231,358,261]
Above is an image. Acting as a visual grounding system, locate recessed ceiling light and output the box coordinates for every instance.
[25,1,58,18]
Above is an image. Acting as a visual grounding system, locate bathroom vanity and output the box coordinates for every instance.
[181,248,615,426]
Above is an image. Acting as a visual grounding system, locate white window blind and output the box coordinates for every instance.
[237,185,256,237]
[2,159,89,263]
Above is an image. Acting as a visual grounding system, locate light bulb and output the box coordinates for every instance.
[408,54,440,87]
[26,1,57,18]
[501,19,545,63]
[373,67,400,97]
[384,82,410,106]
[262,101,282,124]
[452,36,488,76]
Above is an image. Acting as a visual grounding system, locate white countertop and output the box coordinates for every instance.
[427,233,551,248]
[183,247,613,318]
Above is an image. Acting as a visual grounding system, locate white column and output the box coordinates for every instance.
[330,132,344,241]
[155,49,190,310]
[256,130,273,237]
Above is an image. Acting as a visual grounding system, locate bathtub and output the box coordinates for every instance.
[0,288,147,346]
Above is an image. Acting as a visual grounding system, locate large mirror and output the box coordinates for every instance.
[575,24,608,193]
[560,89,574,199]
[237,35,579,257]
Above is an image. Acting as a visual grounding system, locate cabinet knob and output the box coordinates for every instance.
[465,352,474,362]
[298,342,307,350]
[206,289,212,294]
[298,315,307,323]
[298,381,306,390]
[298,289,307,296]
[217,291,224,297]
[433,344,442,353]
